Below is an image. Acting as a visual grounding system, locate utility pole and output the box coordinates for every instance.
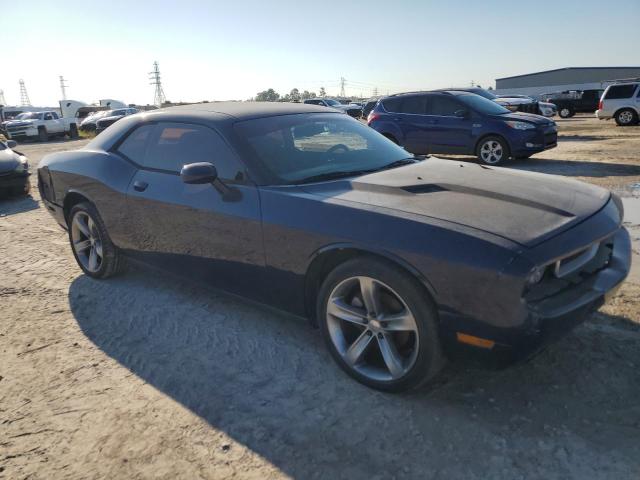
[149,61,166,108]
[372,87,378,97]
[19,79,31,106]
[339,77,346,98]
[0,89,6,106]
[59,76,69,100]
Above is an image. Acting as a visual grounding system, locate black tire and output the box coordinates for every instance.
[69,124,79,139]
[558,106,574,118]
[317,256,445,392]
[614,109,638,127]
[38,127,48,142]
[476,136,510,165]
[67,202,124,279]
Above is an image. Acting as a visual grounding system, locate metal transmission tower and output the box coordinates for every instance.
[59,76,69,100]
[0,89,6,106]
[339,77,346,97]
[149,61,166,108]
[372,87,379,97]
[19,79,31,106]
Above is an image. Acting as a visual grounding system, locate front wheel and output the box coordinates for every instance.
[477,136,509,165]
[558,107,573,118]
[38,128,48,142]
[318,257,444,392]
[68,202,124,279]
[69,124,79,139]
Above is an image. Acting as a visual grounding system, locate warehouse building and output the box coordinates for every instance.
[494,66,640,98]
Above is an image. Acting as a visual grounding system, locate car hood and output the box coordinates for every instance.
[5,120,35,127]
[98,115,124,122]
[492,111,554,125]
[300,158,609,247]
[0,149,21,173]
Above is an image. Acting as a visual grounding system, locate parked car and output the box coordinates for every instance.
[0,139,30,196]
[79,110,111,132]
[543,89,603,118]
[303,98,361,117]
[4,111,79,142]
[596,82,640,126]
[95,108,138,134]
[362,99,379,119]
[368,90,557,165]
[38,102,630,392]
[447,87,556,117]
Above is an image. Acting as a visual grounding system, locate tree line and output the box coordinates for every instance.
[254,87,327,102]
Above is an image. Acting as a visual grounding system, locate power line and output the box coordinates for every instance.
[59,76,69,100]
[149,61,166,107]
[19,79,31,106]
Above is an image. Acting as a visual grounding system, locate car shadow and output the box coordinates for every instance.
[0,194,39,216]
[68,270,640,477]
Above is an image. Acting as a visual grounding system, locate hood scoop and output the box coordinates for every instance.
[401,184,449,194]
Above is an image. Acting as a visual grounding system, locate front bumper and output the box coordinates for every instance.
[441,226,631,365]
[6,126,38,139]
[510,124,558,156]
[0,171,31,193]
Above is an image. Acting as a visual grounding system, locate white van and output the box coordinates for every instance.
[596,82,640,126]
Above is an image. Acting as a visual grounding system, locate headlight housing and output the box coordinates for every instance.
[505,121,536,130]
[13,156,29,173]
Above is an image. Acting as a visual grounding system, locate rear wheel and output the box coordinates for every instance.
[477,136,509,165]
[68,202,123,279]
[318,257,444,392]
[558,107,574,118]
[615,109,638,126]
[69,124,79,139]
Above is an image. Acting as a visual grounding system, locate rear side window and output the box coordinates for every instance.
[117,124,154,164]
[605,85,638,99]
[400,95,428,114]
[427,96,461,116]
[382,98,402,113]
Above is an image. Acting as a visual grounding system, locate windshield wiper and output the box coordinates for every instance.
[293,169,378,185]
[377,157,421,171]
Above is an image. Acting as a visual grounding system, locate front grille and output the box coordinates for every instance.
[525,238,613,303]
[516,101,540,115]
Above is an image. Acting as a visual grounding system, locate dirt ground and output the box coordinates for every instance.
[1,116,639,479]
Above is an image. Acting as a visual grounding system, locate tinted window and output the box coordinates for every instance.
[44,113,53,120]
[235,113,411,185]
[427,96,462,116]
[382,98,402,113]
[143,123,241,179]
[605,85,637,99]
[305,100,321,105]
[51,112,59,119]
[400,95,428,114]
[116,124,154,164]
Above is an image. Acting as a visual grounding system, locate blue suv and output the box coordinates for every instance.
[368,90,557,165]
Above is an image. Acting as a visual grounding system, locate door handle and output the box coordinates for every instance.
[133,180,148,192]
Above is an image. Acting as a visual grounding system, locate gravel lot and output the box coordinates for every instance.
[1,116,639,479]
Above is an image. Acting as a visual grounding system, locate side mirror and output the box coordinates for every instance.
[180,162,218,184]
[7,140,17,149]
[454,109,470,119]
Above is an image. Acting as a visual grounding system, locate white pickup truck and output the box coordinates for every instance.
[4,111,79,142]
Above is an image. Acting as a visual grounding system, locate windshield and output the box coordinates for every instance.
[470,88,497,100]
[458,94,510,115]
[16,112,43,120]
[324,99,341,106]
[235,113,415,185]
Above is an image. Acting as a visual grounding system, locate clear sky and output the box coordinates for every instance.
[2,0,639,106]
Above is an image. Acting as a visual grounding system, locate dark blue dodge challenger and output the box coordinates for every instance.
[38,102,631,392]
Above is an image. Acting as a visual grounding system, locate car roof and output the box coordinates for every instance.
[155,101,332,122]
[383,90,470,99]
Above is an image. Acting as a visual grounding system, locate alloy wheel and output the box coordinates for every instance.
[479,140,504,164]
[326,276,419,382]
[71,211,103,273]
[560,108,570,118]
[618,110,634,125]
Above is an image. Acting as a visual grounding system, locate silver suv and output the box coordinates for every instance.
[596,82,640,126]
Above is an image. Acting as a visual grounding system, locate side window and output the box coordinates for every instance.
[143,123,242,180]
[116,124,155,164]
[605,85,637,99]
[400,96,428,114]
[382,98,402,113]
[427,96,461,116]
[51,112,59,119]
[44,113,53,120]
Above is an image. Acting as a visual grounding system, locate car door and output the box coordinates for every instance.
[119,121,266,298]
[44,112,62,133]
[423,95,473,154]
[385,95,430,154]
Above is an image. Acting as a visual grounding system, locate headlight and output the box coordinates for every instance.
[505,121,535,130]
[13,156,28,173]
